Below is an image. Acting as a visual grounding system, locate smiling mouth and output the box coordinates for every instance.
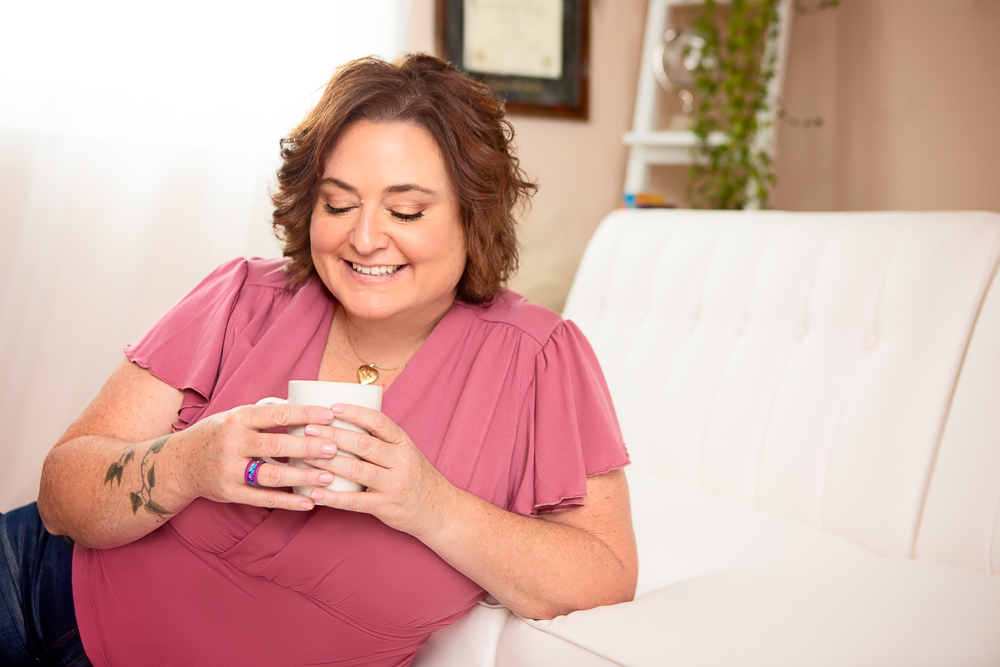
[351,262,403,276]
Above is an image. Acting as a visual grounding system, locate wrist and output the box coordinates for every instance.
[153,431,196,511]
[420,480,464,544]
[421,482,486,552]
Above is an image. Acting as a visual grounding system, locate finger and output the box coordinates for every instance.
[329,404,406,445]
[240,432,338,461]
[228,484,316,512]
[239,403,335,432]
[253,461,334,490]
[308,487,373,514]
[303,425,395,468]
[304,452,384,490]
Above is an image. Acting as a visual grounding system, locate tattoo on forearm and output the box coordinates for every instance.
[104,435,172,519]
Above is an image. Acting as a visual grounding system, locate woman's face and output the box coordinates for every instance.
[310,120,466,326]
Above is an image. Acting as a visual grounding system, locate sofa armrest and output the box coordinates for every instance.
[413,599,511,667]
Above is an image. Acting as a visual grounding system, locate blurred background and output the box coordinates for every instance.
[2,0,999,511]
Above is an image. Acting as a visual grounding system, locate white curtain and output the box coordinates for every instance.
[0,0,412,511]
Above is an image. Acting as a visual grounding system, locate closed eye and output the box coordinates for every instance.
[324,203,356,215]
[390,210,424,222]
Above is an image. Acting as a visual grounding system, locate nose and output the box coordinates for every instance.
[350,205,389,256]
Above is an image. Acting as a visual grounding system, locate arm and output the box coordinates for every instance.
[304,405,638,620]
[427,470,637,619]
[38,358,345,549]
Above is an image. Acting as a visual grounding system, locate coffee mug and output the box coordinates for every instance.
[255,380,383,495]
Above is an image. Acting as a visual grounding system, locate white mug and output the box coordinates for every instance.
[255,380,383,495]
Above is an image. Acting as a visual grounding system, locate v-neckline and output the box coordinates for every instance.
[312,286,463,404]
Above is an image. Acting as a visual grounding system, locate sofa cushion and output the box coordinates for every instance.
[628,470,874,596]
[501,558,1000,667]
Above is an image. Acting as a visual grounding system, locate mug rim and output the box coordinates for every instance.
[288,379,382,392]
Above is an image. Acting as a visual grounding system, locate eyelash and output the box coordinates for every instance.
[323,203,423,222]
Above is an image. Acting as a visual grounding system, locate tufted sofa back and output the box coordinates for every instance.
[563,210,1000,572]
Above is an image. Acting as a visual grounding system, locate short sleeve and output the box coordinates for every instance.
[516,320,630,516]
[125,258,249,400]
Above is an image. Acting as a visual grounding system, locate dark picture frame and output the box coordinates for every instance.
[436,0,590,120]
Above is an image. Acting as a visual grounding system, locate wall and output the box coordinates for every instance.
[413,0,1000,311]
[772,0,1000,213]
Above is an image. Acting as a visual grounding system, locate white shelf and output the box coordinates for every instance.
[624,130,700,146]
[623,131,727,166]
[624,0,793,197]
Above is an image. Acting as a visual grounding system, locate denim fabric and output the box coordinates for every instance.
[0,503,90,666]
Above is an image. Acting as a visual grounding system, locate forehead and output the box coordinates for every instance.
[321,120,448,181]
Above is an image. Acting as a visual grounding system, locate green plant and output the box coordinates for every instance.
[688,0,781,209]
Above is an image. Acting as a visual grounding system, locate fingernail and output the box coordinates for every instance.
[329,404,345,414]
[304,424,321,436]
[300,500,314,510]
[318,473,334,483]
[321,445,337,455]
[310,489,324,500]
[318,409,335,422]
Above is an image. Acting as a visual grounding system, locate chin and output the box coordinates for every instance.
[337,293,404,320]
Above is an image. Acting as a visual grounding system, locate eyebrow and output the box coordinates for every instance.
[319,177,436,196]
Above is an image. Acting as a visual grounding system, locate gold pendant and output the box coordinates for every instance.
[357,364,379,385]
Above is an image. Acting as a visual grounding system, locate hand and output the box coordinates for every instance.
[301,404,458,539]
[172,402,343,512]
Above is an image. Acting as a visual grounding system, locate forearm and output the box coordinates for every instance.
[423,489,636,620]
[38,433,191,549]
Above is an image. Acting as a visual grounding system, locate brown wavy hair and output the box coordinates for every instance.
[271,53,537,304]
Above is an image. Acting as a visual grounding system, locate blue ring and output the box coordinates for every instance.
[245,459,263,487]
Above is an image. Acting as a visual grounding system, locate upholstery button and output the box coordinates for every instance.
[863,331,879,350]
[795,323,808,341]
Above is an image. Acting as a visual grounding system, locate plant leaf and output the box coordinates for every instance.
[123,449,135,465]
[104,463,119,485]
[115,467,124,486]
[149,436,168,454]
[143,500,170,516]
[147,464,156,489]
[129,492,143,514]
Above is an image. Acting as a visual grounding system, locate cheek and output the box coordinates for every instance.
[309,218,341,255]
[448,234,468,277]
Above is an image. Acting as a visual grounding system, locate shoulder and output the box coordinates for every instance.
[203,257,313,302]
[454,289,565,350]
[242,257,295,290]
[182,258,319,327]
[186,257,292,296]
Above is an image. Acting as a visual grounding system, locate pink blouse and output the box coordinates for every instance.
[72,258,628,666]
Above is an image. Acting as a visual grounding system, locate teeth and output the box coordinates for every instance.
[351,262,401,276]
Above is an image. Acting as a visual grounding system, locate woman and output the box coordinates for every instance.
[3,54,636,666]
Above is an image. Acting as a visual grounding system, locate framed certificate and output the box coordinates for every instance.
[437,0,590,120]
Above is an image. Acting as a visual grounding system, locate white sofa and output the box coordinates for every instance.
[416,209,1000,666]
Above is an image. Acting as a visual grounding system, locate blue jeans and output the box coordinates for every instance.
[0,502,91,666]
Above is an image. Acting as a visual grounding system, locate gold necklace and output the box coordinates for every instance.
[343,318,406,385]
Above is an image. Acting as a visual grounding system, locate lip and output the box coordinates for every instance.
[341,259,409,282]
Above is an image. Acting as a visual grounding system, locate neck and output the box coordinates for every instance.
[339,295,455,367]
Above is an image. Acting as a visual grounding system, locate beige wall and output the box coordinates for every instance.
[772,0,1000,213]
[412,0,1000,312]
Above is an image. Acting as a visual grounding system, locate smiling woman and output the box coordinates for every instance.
[2,53,637,667]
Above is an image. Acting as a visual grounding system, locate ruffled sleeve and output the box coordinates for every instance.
[125,258,249,400]
[512,320,630,516]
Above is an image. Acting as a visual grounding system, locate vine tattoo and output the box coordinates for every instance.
[104,435,172,519]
